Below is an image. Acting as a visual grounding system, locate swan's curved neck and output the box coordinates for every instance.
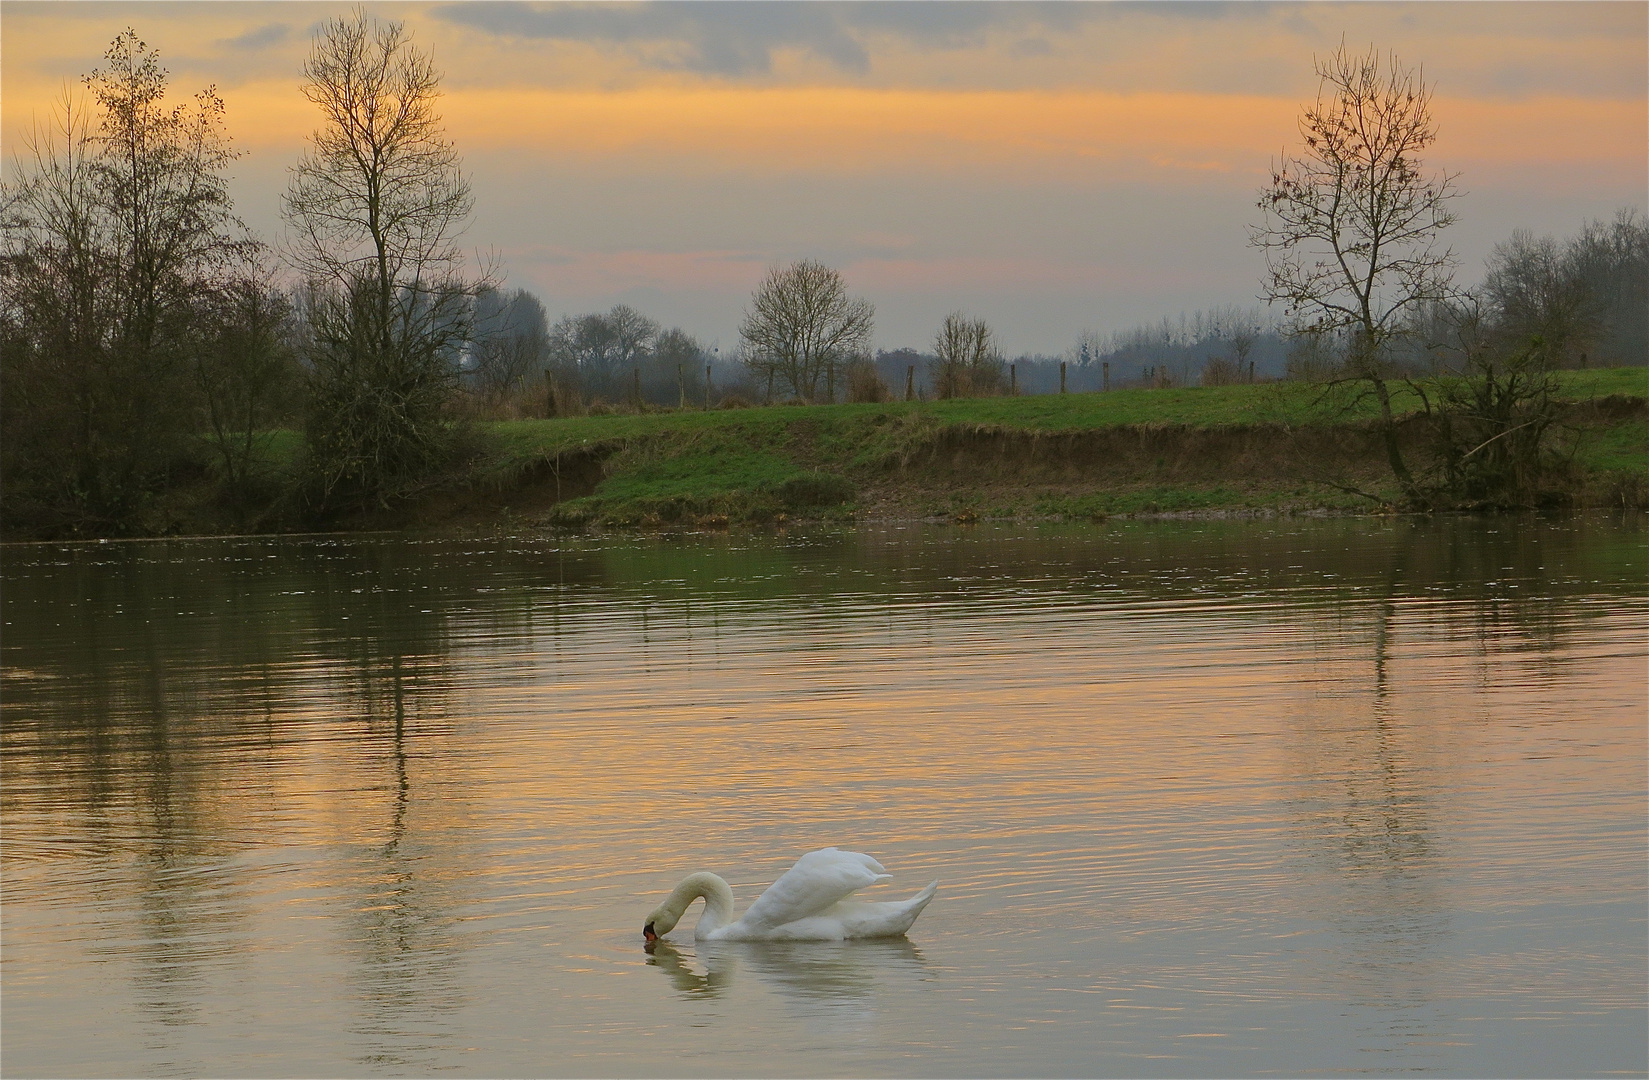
[664,872,736,936]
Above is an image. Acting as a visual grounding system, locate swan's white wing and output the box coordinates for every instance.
[741,848,892,928]
[710,879,940,941]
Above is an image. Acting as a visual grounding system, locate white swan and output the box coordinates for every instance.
[643,848,938,943]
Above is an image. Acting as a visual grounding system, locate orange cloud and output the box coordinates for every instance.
[440,86,1645,193]
[1432,95,1647,178]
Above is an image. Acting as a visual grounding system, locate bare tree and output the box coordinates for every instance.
[653,326,703,369]
[652,326,705,407]
[90,29,246,353]
[545,304,659,402]
[605,304,659,370]
[931,312,1002,398]
[2,31,253,532]
[1200,356,1241,386]
[1417,214,1645,506]
[1253,43,1461,501]
[1229,326,1258,382]
[1483,230,1602,368]
[469,286,548,404]
[1568,209,1648,364]
[1283,328,1345,382]
[1404,291,1565,508]
[548,312,614,368]
[739,260,873,402]
[282,10,480,508]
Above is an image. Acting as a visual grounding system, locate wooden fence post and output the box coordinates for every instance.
[1060,361,1067,394]
[906,365,915,401]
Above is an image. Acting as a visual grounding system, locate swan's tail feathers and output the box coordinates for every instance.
[893,880,939,934]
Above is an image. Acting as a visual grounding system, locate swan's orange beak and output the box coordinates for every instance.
[643,923,658,943]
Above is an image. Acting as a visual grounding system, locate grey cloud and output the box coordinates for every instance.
[429,1,1250,76]
[219,22,292,51]
[1109,1,1278,22]
[434,2,868,75]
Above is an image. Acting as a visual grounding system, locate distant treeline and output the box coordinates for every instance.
[492,210,1649,410]
[463,292,742,415]
[476,207,1649,413]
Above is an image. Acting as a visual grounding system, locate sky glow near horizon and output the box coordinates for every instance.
[4,1,1645,355]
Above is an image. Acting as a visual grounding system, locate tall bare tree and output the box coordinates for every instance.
[931,312,1001,398]
[283,10,479,509]
[1253,43,1461,501]
[739,260,873,403]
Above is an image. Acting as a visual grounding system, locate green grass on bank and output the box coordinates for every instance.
[488,366,1646,452]
[458,366,1645,523]
[1580,408,1649,474]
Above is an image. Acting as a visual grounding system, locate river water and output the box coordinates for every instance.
[2,517,1644,1078]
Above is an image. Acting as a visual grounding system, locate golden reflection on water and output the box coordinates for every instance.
[2,518,1645,1077]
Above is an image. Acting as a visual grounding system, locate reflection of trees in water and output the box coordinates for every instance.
[253,548,481,1070]
[1279,537,1424,1058]
[1284,694,1452,1051]
[338,653,472,1072]
[1277,524,1590,1043]
[1,537,492,1066]
[118,851,249,1042]
[1145,515,1642,1059]
[65,592,260,1041]
[847,515,1640,621]
[1,536,472,811]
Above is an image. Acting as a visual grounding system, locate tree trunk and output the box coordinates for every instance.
[1367,374,1420,504]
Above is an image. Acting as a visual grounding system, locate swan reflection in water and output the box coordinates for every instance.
[645,937,932,1007]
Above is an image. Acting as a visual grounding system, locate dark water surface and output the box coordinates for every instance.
[3,517,1645,1077]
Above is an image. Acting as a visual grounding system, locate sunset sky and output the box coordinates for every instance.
[4,1,1644,355]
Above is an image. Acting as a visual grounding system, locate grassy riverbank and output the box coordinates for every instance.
[391,366,1646,529]
[14,368,1639,539]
